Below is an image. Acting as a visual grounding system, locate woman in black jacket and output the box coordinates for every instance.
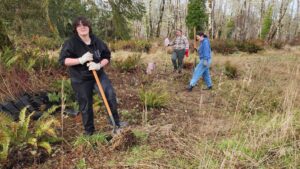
[59,16,126,135]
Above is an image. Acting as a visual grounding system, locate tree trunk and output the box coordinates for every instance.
[149,0,154,38]
[241,0,248,40]
[294,0,300,37]
[207,0,213,38]
[174,0,179,29]
[267,0,290,42]
[156,0,166,37]
[259,0,265,38]
[235,0,247,41]
[43,0,59,38]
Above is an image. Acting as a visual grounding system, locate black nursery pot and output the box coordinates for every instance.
[1,101,20,120]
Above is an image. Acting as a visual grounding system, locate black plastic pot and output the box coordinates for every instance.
[64,109,80,117]
[1,101,20,120]
[30,92,51,111]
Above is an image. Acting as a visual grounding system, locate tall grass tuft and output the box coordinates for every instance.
[112,53,142,72]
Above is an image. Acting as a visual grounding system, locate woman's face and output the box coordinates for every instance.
[196,35,204,42]
[76,21,90,36]
[176,30,182,36]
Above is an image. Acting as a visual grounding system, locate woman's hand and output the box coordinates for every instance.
[185,49,189,57]
[203,60,208,67]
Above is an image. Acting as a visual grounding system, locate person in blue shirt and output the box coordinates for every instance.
[187,32,213,91]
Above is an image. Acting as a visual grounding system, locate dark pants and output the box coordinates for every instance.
[171,49,185,71]
[71,72,120,133]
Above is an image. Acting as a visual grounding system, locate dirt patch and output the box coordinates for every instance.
[109,128,137,151]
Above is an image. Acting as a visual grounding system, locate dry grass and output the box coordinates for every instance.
[18,46,300,168]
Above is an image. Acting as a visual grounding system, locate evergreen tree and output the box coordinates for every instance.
[108,0,145,40]
[226,19,235,39]
[261,6,273,39]
[186,0,208,38]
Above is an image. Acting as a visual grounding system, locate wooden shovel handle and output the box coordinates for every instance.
[91,70,117,127]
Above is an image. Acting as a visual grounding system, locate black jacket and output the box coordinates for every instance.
[59,34,111,82]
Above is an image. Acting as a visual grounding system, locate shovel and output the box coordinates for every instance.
[91,70,118,134]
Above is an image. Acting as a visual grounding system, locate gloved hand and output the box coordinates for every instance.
[78,52,93,65]
[203,60,208,67]
[87,62,102,71]
[185,49,189,57]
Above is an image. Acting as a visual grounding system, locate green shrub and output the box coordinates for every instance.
[135,40,151,53]
[112,53,142,72]
[236,40,263,53]
[271,41,284,49]
[139,86,169,108]
[0,47,17,69]
[0,20,13,50]
[21,47,59,71]
[211,40,237,54]
[224,61,238,79]
[211,40,264,54]
[110,40,152,53]
[31,35,62,50]
[0,47,59,71]
[0,106,61,162]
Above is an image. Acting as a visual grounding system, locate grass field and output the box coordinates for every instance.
[1,45,299,168]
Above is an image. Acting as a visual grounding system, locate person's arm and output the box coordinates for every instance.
[59,41,72,66]
[87,42,111,70]
[64,58,81,66]
[100,43,111,67]
[203,40,210,60]
[59,40,93,66]
[64,52,93,66]
[168,38,175,46]
[184,36,189,50]
[99,59,109,67]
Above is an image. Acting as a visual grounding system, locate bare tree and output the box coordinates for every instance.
[267,0,291,42]
[148,0,154,38]
[259,0,265,38]
[156,0,166,37]
[207,0,214,38]
[133,0,299,42]
[295,0,300,37]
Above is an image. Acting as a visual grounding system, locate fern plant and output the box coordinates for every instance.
[0,47,19,69]
[0,112,13,160]
[139,86,169,108]
[0,106,61,161]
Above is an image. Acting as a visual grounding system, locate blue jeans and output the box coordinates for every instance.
[189,59,212,87]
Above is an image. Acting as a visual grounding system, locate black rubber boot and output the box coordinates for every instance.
[187,85,193,92]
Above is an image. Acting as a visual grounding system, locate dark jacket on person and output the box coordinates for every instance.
[59,34,111,82]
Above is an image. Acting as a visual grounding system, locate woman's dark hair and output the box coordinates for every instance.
[197,32,207,38]
[72,16,92,34]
